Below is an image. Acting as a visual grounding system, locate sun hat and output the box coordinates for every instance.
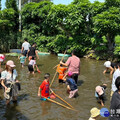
[104,61,111,68]
[68,71,73,77]
[95,86,104,95]
[6,60,16,67]
[90,107,100,118]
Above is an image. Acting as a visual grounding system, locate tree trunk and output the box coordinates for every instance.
[106,33,115,52]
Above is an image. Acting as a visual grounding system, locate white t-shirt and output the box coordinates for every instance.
[1,69,18,84]
[104,61,111,68]
[29,60,36,65]
[112,68,120,91]
[22,42,31,51]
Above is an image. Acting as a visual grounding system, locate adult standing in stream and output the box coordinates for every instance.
[60,50,80,84]
[21,38,31,57]
[27,42,39,61]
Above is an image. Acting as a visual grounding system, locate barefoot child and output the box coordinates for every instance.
[18,53,26,68]
[63,71,78,98]
[95,84,107,106]
[28,57,39,74]
[38,73,50,100]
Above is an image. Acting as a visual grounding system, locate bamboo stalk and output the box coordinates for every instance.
[50,71,57,88]
[44,97,76,111]
[50,50,67,87]
[50,89,74,109]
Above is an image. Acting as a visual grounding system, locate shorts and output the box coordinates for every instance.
[59,79,65,83]
[20,62,25,65]
[69,89,78,98]
[24,50,28,57]
[41,97,50,101]
[28,65,34,72]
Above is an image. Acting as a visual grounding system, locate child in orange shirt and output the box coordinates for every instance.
[57,64,67,83]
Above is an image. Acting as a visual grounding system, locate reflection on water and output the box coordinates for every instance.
[0,55,110,120]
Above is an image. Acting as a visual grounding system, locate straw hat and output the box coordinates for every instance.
[95,86,104,96]
[6,60,16,67]
[90,107,100,118]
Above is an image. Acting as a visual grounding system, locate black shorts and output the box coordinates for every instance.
[28,65,34,72]
[59,79,65,83]
[24,50,28,57]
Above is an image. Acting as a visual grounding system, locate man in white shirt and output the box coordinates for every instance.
[21,38,31,56]
[111,63,120,96]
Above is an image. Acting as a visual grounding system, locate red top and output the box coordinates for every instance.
[40,80,49,98]
[57,65,67,79]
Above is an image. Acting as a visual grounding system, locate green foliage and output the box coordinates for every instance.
[6,0,18,11]
[114,35,120,55]
[0,0,1,10]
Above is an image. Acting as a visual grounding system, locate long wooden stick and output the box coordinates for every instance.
[44,97,76,111]
[50,71,57,87]
[50,89,74,109]
[50,50,67,87]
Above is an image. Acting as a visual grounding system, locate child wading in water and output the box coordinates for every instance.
[18,53,26,68]
[38,73,50,100]
[57,64,67,83]
[95,84,107,106]
[28,57,39,74]
[63,71,78,98]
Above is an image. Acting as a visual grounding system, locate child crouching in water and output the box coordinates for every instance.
[28,57,39,74]
[63,71,78,98]
[95,84,107,106]
[38,73,50,100]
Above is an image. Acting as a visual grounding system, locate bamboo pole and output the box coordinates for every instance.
[44,97,76,111]
[50,50,67,87]
[50,71,57,87]
[50,89,74,109]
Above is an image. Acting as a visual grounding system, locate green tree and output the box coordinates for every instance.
[0,0,1,10]
[93,0,120,53]
[0,8,17,52]
[6,0,19,48]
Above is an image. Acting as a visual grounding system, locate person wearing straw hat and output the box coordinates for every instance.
[88,107,100,120]
[1,60,20,105]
